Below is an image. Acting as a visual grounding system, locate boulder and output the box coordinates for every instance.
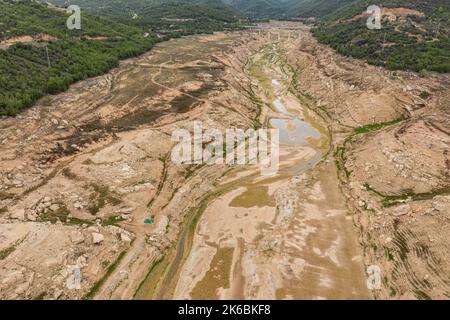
[27,213,37,221]
[91,232,104,244]
[120,233,132,243]
[393,204,411,217]
[69,231,85,244]
[73,202,83,210]
[87,226,99,233]
[432,196,450,216]
[49,204,60,211]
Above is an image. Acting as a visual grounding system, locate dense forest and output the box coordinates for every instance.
[48,0,242,35]
[0,0,158,116]
[1,0,449,116]
[312,0,450,73]
[228,0,449,74]
[0,0,243,116]
[226,0,357,19]
[226,0,295,19]
[123,1,242,38]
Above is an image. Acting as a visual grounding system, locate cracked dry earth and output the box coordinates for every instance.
[0,21,449,300]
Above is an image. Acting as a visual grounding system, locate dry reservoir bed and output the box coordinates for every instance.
[1,21,449,300]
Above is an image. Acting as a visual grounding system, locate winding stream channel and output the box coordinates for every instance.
[136,34,370,300]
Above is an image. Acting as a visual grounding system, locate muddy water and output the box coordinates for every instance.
[271,97,321,150]
[269,93,324,176]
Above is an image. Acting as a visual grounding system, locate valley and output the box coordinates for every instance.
[0,18,449,300]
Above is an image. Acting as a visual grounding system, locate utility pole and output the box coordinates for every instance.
[436,21,441,36]
[45,45,51,68]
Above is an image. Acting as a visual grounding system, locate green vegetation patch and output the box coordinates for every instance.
[190,247,234,299]
[0,191,14,201]
[87,184,122,215]
[313,0,450,74]
[133,255,165,298]
[0,243,17,260]
[364,183,450,207]
[84,250,127,300]
[0,0,157,116]
[353,118,404,134]
[102,215,126,226]
[39,204,93,225]
[0,237,25,260]
[382,186,450,207]
[229,185,275,208]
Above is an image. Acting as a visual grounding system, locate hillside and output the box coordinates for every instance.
[0,0,157,116]
[0,0,245,116]
[227,0,450,74]
[48,0,242,35]
[227,0,357,19]
[290,0,358,18]
[226,0,296,19]
[312,0,450,73]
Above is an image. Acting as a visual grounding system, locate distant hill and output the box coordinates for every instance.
[0,0,245,116]
[227,0,449,74]
[47,0,242,35]
[290,0,358,18]
[227,0,358,19]
[0,0,156,116]
[312,0,450,73]
[226,0,297,19]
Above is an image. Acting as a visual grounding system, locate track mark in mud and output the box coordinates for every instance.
[190,247,234,299]
[229,185,275,208]
[147,153,170,208]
